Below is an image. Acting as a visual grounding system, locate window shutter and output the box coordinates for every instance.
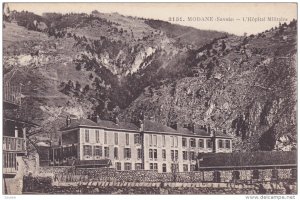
[129,148,131,158]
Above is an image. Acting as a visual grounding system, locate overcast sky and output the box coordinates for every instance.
[8,3,297,36]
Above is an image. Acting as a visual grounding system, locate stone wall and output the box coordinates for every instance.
[39,167,296,184]
[26,180,297,194]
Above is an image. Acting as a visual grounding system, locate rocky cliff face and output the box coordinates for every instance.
[3,11,297,151]
[122,22,297,151]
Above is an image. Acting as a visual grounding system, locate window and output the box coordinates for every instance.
[225,140,231,149]
[175,136,178,147]
[253,169,260,179]
[137,149,142,159]
[175,150,178,160]
[153,149,157,159]
[116,162,121,170]
[95,130,100,143]
[114,132,118,145]
[189,151,195,160]
[134,134,141,144]
[218,140,223,148]
[83,145,92,156]
[162,164,167,172]
[190,138,196,147]
[94,146,102,156]
[104,147,109,158]
[162,149,166,160]
[191,165,196,172]
[104,132,107,144]
[171,136,174,147]
[183,164,188,172]
[162,135,166,147]
[182,138,187,147]
[149,134,153,146]
[150,163,154,170]
[124,148,131,159]
[199,139,204,148]
[183,151,188,160]
[125,162,132,170]
[232,171,240,180]
[213,171,221,182]
[85,130,89,142]
[150,163,158,171]
[114,147,118,159]
[153,135,157,146]
[207,139,212,148]
[135,163,142,170]
[171,164,179,172]
[154,163,158,171]
[171,150,174,160]
[126,133,129,145]
[149,149,153,159]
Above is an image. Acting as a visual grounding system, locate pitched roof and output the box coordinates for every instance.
[177,127,211,136]
[97,119,139,131]
[143,120,179,133]
[4,110,39,127]
[60,118,231,138]
[61,118,140,132]
[198,151,297,169]
[60,118,98,130]
[175,126,231,138]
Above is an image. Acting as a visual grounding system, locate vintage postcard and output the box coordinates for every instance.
[2,2,297,196]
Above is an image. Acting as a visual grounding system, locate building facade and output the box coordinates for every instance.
[3,81,36,177]
[52,118,233,173]
[3,82,26,177]
[197,151,297,183]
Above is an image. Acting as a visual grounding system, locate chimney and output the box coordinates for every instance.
[192,123,196,134]
[185,123,195,134]
[138,111,145,132]
[208,124,211,135]
[223,129,227,135]
[115,117,119,125]
[210,128,217,153]
[96,115,101,123]
[66,116,71,127]
[139,119,144,132]
[170,122,177,130]
[210,129,216,137]
[204,125,207,131]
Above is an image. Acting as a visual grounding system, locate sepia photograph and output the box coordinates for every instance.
[2,2,298,196]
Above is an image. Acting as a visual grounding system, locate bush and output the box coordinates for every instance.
[23,175,52,193]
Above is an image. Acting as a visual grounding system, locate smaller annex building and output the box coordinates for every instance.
[197,151,297,183]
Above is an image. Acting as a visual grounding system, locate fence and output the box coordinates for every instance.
[3,83,21,106]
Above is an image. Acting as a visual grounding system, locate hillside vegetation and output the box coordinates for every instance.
[3,10,297,151]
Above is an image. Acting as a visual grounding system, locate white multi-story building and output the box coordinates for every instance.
[51,118,232,173]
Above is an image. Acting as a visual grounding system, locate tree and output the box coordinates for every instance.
[68,80,74,89]
[89,73,94,80]
[83,85,90,94]
[75,81,81,91]
[259,126,276,151]
[221,40,226,51]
